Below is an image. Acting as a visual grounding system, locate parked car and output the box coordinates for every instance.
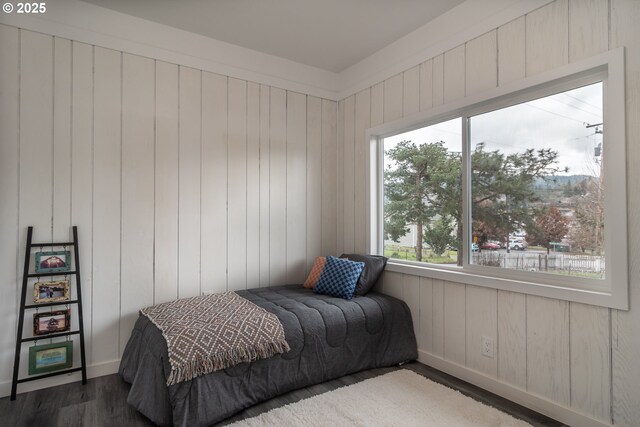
[509,238,528,251]
[550,242,570,252]
[480,242,500,250]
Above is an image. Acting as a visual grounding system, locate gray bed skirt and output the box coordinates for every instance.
[119,285,418,426]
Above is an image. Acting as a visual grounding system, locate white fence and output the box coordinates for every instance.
[472,252,605,278]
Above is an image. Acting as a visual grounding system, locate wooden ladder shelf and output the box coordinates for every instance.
[10,226,87,400]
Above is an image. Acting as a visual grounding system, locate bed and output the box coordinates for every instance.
[119,284,418,427]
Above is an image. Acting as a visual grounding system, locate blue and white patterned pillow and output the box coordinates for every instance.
[313,256,365,300]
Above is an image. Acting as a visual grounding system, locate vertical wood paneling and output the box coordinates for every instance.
[380,271,403,300]
[49,30,74,379]
[0,24,343,391]
[370,82,384,127]
[444,45,465,103]
[369,84,383,255]
[336,99,344,256]
[259,85,270,286]
[497,17,526,86]
[120,53,155,354]
[154,61,179,303]
[71,41,94,362]
[246,82,261,287]
[50,35,74,374]
[342,96,355,254]
[369,83,383,256]
[286,91,307,284]
[569,0,608,62]
[525,0,569,76]
[354,90,370,254]
[92,47,121,362]
[526,295,570,404]
[497,290,527,389]
[404,275,420,346]
[383,73,403,122]
[432,279,445,357]
[570,303,611,421]
[321,99,337,256]
[465,31,497,95]
[403,65,420,117]
[227,78,248,290]
[53,38,72,242]
[419,59,433,112]
[444,281,466,365]
[306,96,322,269]
[201,72,227,294]
[269,88,287,284]
[465,286,498,377]
[418,277,433,353]
[20,30,53,250]
[611,1,640,423]
[0,24,19,380]
[177,67,202,297]
[432,54,445,107]
[329,1,635,419]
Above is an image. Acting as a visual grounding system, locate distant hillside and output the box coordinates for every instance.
[532,175,593,189]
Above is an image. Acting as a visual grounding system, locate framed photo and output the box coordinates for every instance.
[33,310,71,336]
[28,341,73,375]
[34,280,70,303]
[35,250,71,274]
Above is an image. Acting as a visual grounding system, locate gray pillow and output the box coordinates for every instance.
[339,254,388,296]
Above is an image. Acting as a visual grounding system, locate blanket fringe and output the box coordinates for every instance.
[166,340,291,386]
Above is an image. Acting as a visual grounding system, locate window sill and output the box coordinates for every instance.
[384,259,627,310]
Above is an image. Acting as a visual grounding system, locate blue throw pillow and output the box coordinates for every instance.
[313,256,364,300]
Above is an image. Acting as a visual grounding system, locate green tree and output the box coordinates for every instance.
[384,141,563,264]
[526,206,570,253]
[384,141,451,261]
[423,216,457,257]
[470,144,564,251]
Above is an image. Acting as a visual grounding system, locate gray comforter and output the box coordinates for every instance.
[119,285,418,426]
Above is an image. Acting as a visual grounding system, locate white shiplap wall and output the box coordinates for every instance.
[338,1,640,426]
[1,2,639,425]
[0,24,337,395]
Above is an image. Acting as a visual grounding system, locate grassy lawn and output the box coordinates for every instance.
[384,245,458,264]
[548,269,605,279]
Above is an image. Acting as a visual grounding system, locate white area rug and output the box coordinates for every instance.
[229,369,532,426]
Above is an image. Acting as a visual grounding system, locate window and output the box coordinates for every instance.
[383,118,462,266]
[371,49,627,309]
[469,82,604,279]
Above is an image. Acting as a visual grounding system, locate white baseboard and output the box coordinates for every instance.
[418,350,612,427]
[0,359,120,398]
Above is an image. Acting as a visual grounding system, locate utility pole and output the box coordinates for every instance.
[586,122,604,255]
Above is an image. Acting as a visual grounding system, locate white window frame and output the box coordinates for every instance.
[367,47,628,310]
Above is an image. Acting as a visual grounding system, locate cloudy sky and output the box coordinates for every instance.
[384,82,603,177]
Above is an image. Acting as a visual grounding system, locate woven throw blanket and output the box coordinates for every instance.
[140,291,290,385]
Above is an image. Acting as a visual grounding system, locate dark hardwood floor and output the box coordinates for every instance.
[0,362,567,426]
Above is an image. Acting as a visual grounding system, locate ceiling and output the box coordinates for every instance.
[80,0,465,73]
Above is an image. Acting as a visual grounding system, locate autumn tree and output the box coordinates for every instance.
[526,206,570,254]
[569,177,604,254]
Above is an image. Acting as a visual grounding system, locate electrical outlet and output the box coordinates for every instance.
[481,336,494,358]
